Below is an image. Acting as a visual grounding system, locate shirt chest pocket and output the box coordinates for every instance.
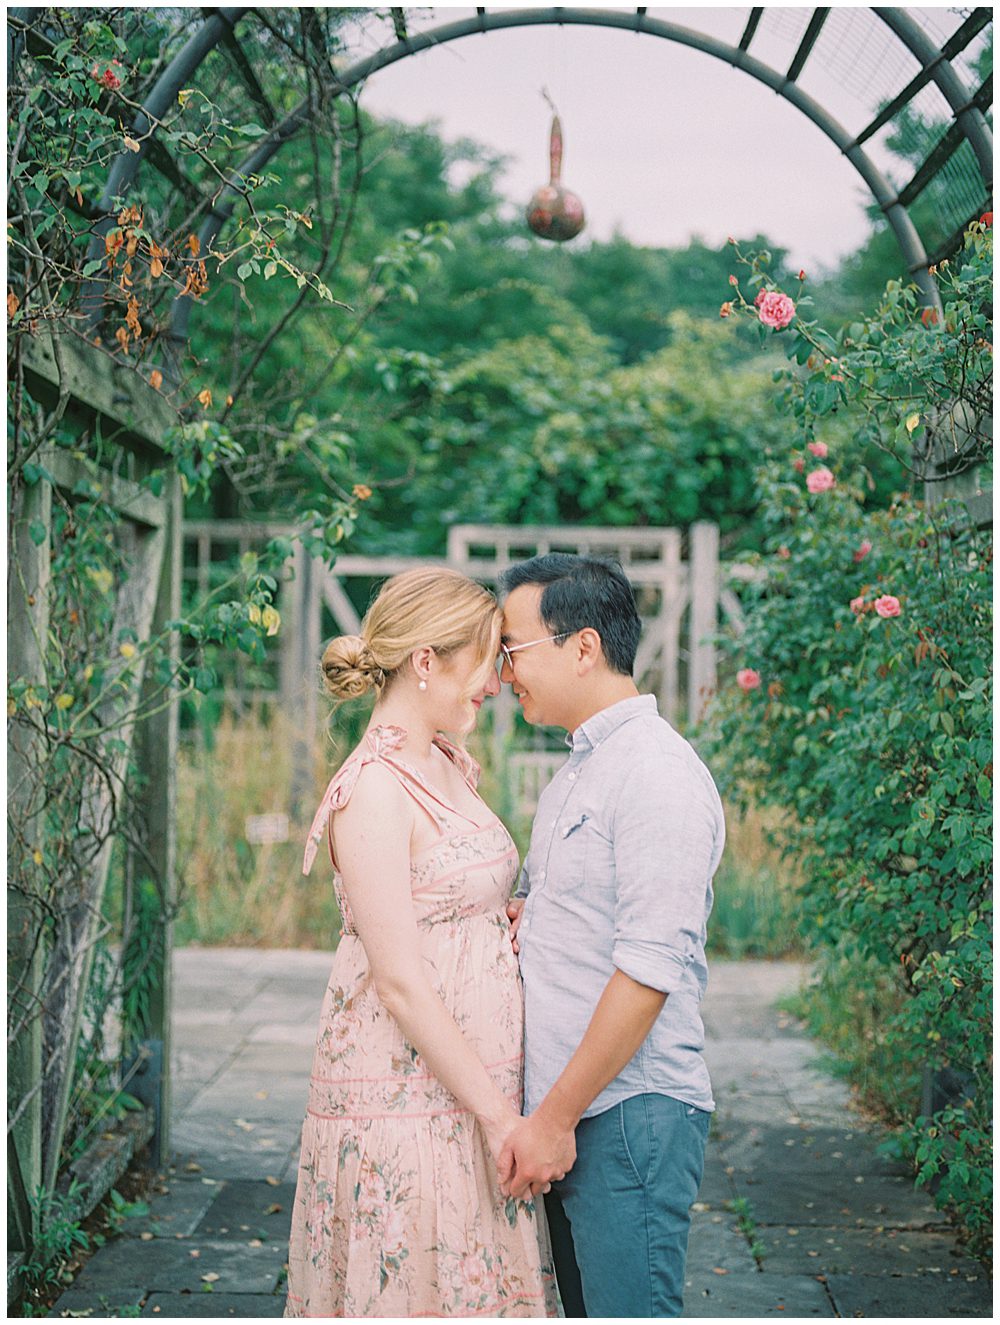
[552,812,614,893]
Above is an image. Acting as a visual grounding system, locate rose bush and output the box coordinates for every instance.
[706,222,992,1254]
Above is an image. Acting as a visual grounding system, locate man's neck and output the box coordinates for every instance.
[566,677,641,734]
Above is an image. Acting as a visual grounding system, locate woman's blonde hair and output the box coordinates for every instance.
[321,567,500,702]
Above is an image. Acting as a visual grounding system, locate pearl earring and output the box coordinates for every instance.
[418,680,427,691]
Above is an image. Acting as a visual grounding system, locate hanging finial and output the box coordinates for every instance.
[526,88,585,243]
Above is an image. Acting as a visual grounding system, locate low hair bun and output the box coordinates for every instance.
[321,634,386,701]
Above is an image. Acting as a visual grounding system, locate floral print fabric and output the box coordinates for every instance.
[285,727,558,1318]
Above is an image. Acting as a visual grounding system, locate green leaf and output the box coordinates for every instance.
[194,667,215,694]
[29,521,47,546]
[237,261,254,281]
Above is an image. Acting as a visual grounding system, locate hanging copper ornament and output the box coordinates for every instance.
[526,94,585,243]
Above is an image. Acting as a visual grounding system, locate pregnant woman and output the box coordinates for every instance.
[285,567,557,1318]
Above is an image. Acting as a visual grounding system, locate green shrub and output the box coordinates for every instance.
[705,222,992,1254]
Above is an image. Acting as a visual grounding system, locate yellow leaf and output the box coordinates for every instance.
[55,693,74,710]
[178,88,193,107]
[119,642,137,659]
[7,290,20,319]
[197,388,212,409]
[124,135,141,153]
[905,413,920,433]
[87,567,114,594]
[201,1273,220,1283]
[33,850,43,866]
[149,369,163,390]
[248,604,262,625]
[7,698,16,716]
[261,606,281,637]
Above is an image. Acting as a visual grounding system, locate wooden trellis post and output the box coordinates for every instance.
[8,332,181,1261]
[8,472,51,1256]
[688,521,720,723]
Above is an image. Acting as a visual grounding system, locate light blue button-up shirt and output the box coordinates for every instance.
[516,694,724,1118]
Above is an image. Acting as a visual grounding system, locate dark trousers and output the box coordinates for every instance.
[546,1093,709,1318]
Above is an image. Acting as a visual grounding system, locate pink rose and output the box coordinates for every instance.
[381,1205,407,1259]
[853,539,873,562]
[736,668,761,692]
[793,457,805,473]
[777,546,791,560]
[92,61,123,91]
[798,269,806,281]
[754,289,767,308]
[757,291,796,330]
[849,596,866,615]
[806,467,835,494]
[728,275,738,286]
[719,301,734,319]
[874,595,901,618]
[807,440,828,458]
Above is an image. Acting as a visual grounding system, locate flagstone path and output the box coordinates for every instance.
[48,953,990,1318]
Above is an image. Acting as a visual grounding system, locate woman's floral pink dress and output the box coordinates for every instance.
[285,726,558,1318]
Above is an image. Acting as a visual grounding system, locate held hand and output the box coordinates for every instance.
[506,898,525,955]
[481,1101,522,1168]
[498,1112,576,1201]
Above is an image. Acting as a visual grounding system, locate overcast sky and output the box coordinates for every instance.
[344,3,977,272]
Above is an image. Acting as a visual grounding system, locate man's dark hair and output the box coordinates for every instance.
[499,553,642,677]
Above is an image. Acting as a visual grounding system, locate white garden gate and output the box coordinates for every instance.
[183,520,748,815]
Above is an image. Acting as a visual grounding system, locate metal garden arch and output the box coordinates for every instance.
[113,4,994,355]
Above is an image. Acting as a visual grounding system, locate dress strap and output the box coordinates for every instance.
[302,726,482,876]
[432,733,481,790]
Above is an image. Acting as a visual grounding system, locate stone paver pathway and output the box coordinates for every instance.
[49,953,990,1318]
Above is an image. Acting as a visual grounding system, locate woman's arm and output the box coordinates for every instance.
[333,763,519,1159]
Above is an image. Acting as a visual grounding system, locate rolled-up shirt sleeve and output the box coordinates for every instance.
[611,750,722,995]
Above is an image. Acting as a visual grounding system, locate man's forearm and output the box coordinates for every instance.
[535,969,667,1130]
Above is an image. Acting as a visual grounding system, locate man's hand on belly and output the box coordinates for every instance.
[497,1110,577,1200]
[506,897,525,955]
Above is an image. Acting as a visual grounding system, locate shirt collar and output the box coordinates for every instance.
[569,693,658,752]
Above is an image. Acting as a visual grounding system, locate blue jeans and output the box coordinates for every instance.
[545,1093,710,1318]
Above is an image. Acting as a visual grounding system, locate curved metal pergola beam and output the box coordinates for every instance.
[169,3,971,346]
[875,7,993,193]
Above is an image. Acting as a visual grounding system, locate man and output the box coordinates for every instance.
[496,553,724,1319]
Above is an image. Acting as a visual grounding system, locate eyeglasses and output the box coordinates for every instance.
[498,632,573,670]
